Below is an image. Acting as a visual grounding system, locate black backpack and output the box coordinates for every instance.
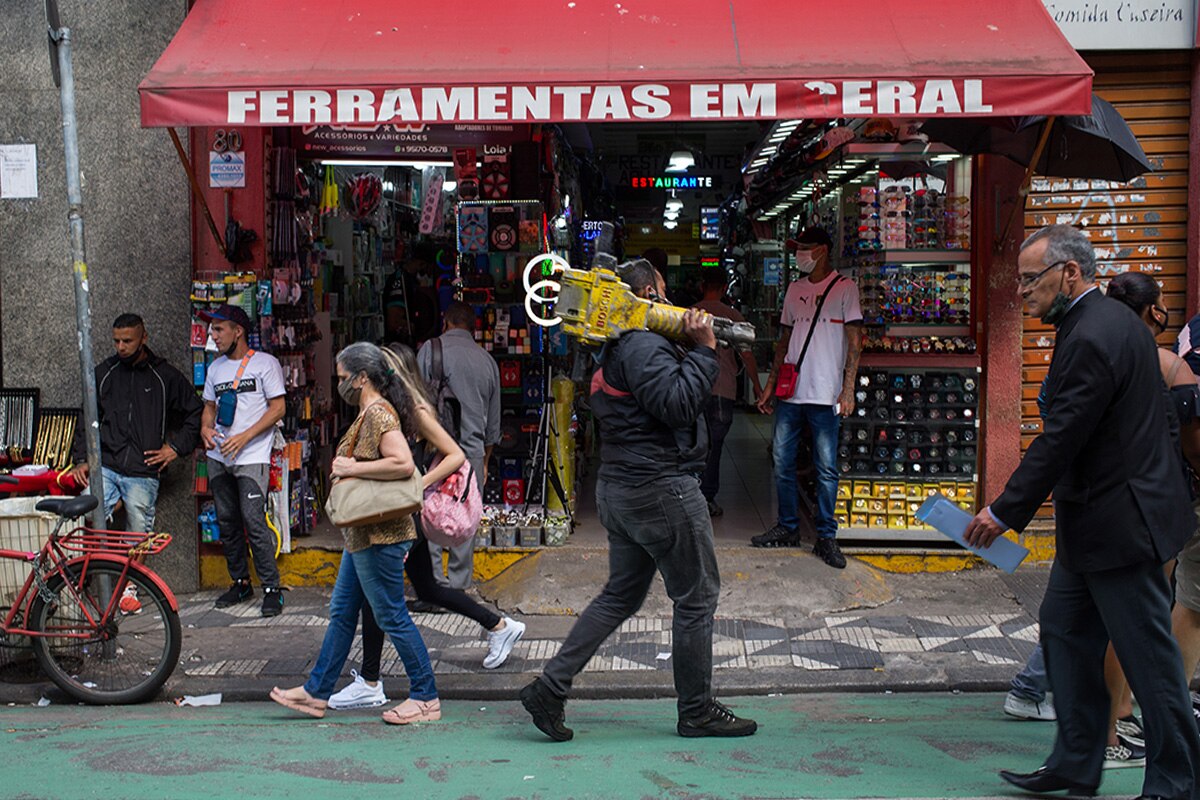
[428,337,463,443]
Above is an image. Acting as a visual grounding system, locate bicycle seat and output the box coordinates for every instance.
[36,495,99,518]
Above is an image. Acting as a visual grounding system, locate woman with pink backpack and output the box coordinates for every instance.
[325,343,525,713]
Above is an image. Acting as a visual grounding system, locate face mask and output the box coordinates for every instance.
[224,337,240,358]
[794,251,817,274]
[338,376,363,406]
[118,346,143,366]
[1039,271,1071,326]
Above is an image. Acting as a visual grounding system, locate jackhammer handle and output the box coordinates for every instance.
[646,304,756,349]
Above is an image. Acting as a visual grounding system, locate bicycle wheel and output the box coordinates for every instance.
[29,560,181,704]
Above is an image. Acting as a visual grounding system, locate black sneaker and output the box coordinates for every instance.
[1114,714,1143,748]
[813,537,847,569]
[707,500,724,518]
[751,525,800,548]
[520,679,573,742]
[408,598,448,614]
[261,587,284,617]
[678,699,758,738]
[215,580,253,608]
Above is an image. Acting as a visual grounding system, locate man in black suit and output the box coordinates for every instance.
[965,224,1199,800]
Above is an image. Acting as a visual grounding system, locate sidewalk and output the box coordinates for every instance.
[1,554,1049,704]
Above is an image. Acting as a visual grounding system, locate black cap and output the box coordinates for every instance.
[795,227,833,248]
[197,304,252,332]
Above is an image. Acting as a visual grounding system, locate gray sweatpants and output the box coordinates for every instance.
[209,460,280,589]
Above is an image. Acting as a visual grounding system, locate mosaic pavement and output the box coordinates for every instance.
[177,591,1040,680]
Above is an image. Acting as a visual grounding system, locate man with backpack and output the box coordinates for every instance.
[416,301,500,590]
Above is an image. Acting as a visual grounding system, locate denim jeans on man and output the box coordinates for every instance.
[773,402,840,537]
[1010,642,1049,702]
[100,466,159,533]
[209,461,281,589]
[700,396,735,503]
[303,540,438,702]
[541,475,719,718]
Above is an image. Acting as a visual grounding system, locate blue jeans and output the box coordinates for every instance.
[1010,642,1048,702]
[773,403,840,537]
[303,540,437,702]
[101,466,159,533]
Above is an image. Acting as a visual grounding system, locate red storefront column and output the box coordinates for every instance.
[978,154,1027,505]
[188,126,268,276]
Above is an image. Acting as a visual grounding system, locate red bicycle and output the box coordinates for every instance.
[0,476,181,704]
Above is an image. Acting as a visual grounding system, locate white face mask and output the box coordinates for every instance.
[794,250,817,274]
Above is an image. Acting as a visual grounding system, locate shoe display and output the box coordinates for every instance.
[999,766,1096,797]
[483,618,526,669]
[1114,714,1143,747]
[677,699,758,738]
[751,525,801,548]
[813,537,847,569]
[707,500,724,518]
[328,670,388,710]
[520,679,573,741]
[261,587,284,617]
[214,580,253,609]
[1003,692,1056,721]
[1103,733,1146,770]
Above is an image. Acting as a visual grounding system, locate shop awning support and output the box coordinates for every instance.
[167,127,225,254]
[46,0,104,518]
[997,117,1056,251]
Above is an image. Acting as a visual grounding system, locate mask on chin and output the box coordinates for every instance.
[118,346,143,366]
[1040,293,1071,325]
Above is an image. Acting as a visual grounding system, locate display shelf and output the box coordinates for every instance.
[860,249,972,264]
[860,353,980,368]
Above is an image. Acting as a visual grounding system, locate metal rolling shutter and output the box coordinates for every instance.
[1021,52,1192,522]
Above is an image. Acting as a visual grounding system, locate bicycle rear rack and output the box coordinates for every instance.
[56,529,172,557]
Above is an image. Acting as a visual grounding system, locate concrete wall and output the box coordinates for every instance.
[0,2,199,590]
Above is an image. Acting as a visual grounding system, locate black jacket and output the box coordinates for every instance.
[71,348,204,479]
[991,290,1194,573]
[590,331,719,486]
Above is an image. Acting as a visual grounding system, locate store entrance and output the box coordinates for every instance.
[187,117,984,560]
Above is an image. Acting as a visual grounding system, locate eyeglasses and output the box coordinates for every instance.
[1018,260,1068,289]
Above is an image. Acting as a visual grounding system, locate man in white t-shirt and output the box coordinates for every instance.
[755,228,863,568]
[199,305,288,616]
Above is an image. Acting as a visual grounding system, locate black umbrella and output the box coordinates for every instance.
[920,95,1153,182]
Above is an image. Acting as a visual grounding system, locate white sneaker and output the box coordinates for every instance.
[327,670,388,710]
[1003,692,1056,721]
[483,617,526,669]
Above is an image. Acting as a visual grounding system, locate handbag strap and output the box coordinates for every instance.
[346,400,397,457]
[431,337,445,386]
[792,275,843,372]
[231,350,255,391]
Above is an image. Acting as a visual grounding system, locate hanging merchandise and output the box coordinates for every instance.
[319,164,339,216]
[343,172,383,221]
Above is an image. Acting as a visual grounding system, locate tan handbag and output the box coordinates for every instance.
[325,404,423,528]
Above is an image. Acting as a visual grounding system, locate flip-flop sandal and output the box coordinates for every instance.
[382,699,441,725]
[270,687,327,718]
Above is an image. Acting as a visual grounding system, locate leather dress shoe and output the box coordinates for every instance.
[999,767,1097,797]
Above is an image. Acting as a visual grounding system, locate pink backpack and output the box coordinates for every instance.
[421,458,482,547]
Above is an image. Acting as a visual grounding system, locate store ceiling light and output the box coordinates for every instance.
[663,219,679,229]
[664,210,680,221]
[665,150,695,172]
[933,154,959,162]
[665,199,684,212]
[442,180,457,192]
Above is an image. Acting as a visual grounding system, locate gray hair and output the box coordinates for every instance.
[1021,225,1097,282]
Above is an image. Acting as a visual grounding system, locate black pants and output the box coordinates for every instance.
[1041,558,1200,799]
[539,474,720,718]
[359,525,501,682]
[209,461,280,589]
[700,396,734,503]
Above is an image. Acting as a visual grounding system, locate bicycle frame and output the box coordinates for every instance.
[0,520,179,640]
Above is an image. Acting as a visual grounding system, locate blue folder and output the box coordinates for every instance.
[914,494,1030,574]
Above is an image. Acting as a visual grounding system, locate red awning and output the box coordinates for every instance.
[139,0,1092,127]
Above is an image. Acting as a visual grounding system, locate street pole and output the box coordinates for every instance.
[46,3,105,517]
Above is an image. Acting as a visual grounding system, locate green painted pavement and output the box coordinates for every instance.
[0,693,1145,800]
